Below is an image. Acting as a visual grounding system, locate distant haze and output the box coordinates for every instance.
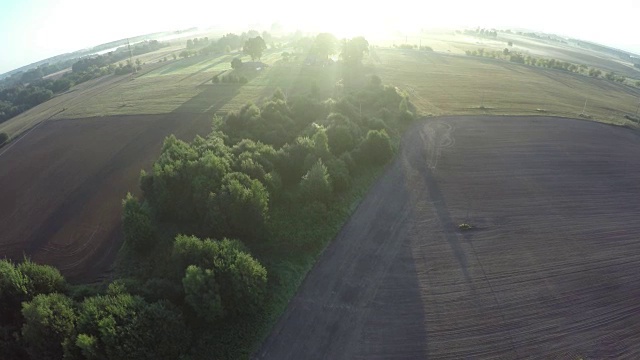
[1,0,640,74]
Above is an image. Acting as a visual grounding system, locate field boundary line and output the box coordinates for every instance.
[0,108,66,159]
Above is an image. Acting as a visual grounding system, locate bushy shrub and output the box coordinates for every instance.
[21,293,76,360]
[359,129,393,165]
[214,172,269,241]
[0,132,9,146]
[73,293,189,359]
[173,236,267,316]
[326,158,351,192]
[183,265,223,320]
[122,193,155,253]
[300,159,332,203]
[17,260,67,296]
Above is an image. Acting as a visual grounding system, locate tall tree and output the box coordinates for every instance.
[300,159,332,203]
[243,36,267,61]
[312,33,338,60]
[341,37,369,66]
[122,193,155,253]
[21,293,76,360]
[231,57,243,70]
[182,265,223,321]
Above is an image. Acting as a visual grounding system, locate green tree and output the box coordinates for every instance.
[129,300,189,359]
[312,127,330,159]
[312,33,338,60]
[243,36,267,61]
[182,265,223,321]
[215,172,269,241]
[122,193,155,253]
[360,129,393,165]
[272,88,286,101]
[173,235,242,271]
[21,293,76,360]
[74,293,188,360]
[0,259,29,325]
[325,158,351,192]
[0,132,8,147]
[341,37,369,66]
[51,78,73,93]
[276,136,316,186]
[221,251,267,315]
[173,236,267,315]
[370,75,382,87]
[399,97,410,112]
[300,159,332,202]
[326,113,357,156]
[17,260,67,296]
[231,57,243,70]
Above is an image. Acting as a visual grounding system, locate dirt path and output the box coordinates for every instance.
[255,116,640,359]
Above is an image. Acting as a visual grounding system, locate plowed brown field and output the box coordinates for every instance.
[256,116,640,359]
[0,114,212,282]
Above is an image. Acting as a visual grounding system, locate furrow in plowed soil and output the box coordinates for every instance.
[256,116,640,359]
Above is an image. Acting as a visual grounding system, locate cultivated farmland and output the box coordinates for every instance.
[0,113,212,282]
[256,116,640,359]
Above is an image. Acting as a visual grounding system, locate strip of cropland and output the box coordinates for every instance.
[256,116,640,359]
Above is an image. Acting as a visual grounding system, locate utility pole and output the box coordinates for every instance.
[582,98,588,115]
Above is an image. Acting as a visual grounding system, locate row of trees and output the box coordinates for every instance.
[464,28,498,39]
[71,40,164,73]
[466,48,629,83]
[186,37,210,49]
[292,33,370,66]
[0,41,165,124]
[0,59,79,89]
[0,249,263,359]
[188,31,274,57]
[0,85,54,123]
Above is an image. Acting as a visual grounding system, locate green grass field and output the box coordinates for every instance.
[373,49,640,126]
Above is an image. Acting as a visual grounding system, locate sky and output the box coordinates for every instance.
[1,0,640,74]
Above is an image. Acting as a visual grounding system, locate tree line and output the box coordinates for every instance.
[466,48,630,84]
[0,40,166,125]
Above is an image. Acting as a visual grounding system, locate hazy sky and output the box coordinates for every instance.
[1,0,640,74]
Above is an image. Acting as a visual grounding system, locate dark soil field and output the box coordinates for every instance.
[255,116,640,359]
[0,113,212,282]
